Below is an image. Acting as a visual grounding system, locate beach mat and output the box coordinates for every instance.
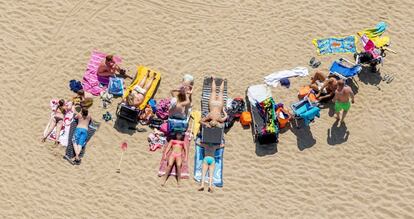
[158,132,191,179]
[43,99,74,146]
[312,36,357,55]
[82,50,122,96]
[63,119,99,164]
[193,138,224,187]
[201,77,227,143]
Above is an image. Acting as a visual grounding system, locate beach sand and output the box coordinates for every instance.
[1,0,414,218]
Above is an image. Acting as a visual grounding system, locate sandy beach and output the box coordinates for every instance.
[1,0,414,218]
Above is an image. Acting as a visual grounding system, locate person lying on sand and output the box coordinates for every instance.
[198,143,223,193]
[310,71,338,103]
[169,87,191,120]
[125,70,157,107]
[332,79,354,123]
[200,76,228,128]
[71,108,92,165]
[161,132,188,186]
[42,99,68,145]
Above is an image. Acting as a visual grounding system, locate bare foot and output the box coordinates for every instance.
[41,137,47,142]
[198,187,204,191]
[208,187,214,193]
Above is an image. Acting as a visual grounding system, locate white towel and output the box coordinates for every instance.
[264,67,309,87]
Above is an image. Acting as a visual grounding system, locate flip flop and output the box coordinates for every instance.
[312,61,321,68]
[382,74,389,81]
[386,75,394,84]
[309,57,316,66]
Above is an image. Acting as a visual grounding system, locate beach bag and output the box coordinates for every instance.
[298,86,317,102]
[156,98,171,120]
[276,104,290,129]
[240,111,252,126]
[108,77,124,96]
[69,80,83,93]
[168,118,188,133]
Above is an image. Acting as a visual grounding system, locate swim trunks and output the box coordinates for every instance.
[335,101,351,112]
[203,156,215,165]
[73,127,88,147]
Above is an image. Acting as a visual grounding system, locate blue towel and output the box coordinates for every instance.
[300,106,320,126]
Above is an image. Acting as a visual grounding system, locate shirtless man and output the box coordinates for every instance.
[71,108,92,164]
[126,70,157,107]
[332,80,355,123]
[97,55,131,81]
[200,76,228,128]
[198,143,223,193]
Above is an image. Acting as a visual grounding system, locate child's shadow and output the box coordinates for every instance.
[327,120,350,145]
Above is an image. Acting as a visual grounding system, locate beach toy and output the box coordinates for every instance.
[117,141,128,173]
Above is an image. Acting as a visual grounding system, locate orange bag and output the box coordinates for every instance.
[276,107,290,129]
[298,86,317,102]
[240,111,252,126]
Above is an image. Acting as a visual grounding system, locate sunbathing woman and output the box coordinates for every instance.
[310,71,338,103]
[42,99,68,145]
[161,132,188,186]
[169,87,191,119]
[198,143,222,193]
[200,76,228,128]
[126,70,157,107]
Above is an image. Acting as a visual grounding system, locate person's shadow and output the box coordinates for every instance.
[327,120,350,145]
[290,121,316,151]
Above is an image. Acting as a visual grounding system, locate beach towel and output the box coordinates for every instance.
[82,50,122,96]
[43,99,74,146]
[358,22,388,39]
[123,66,161,110]
[312,36,357,55]
[194,137,224,187]
[264,67,308,87]
[191,110,202,137]
[64,119,99,162]
[158,132,191,179]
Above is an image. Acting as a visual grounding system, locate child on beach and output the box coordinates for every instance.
[198,143,223,193]
[161,132,188,186]
[71,108,92,165]
[42,99,68,145]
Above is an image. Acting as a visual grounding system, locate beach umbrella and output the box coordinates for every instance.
[116,141,128,173]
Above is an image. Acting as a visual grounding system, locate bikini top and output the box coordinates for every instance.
[171,140,185,148]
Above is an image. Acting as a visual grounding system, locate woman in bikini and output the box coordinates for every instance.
[200,76,228,128]
[310,71,338,103]
[161,132,188,186]
[126,70,157,107]
[169,87,191,119]
[42,99,68,145]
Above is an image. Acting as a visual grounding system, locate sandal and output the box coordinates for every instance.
[309,57,316,66]
[386,75,394,84]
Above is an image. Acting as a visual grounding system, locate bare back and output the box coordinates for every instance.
[77,115,91,129]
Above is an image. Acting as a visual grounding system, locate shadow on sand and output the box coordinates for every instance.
[290,121,316,151]
[327,119,350,145]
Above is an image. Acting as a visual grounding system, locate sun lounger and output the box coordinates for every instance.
[193,137,224,187]
[247,84,279,144]
[82,50,122,96]
[200,77,227,144]
[158,132,191,179]
[290,98,320,128]
[116,66,161,124]
[63,119,99,164]
[329,58,362,84]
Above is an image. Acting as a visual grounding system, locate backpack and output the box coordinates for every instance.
[69,80,83,93]
[108,77,124,96]
[156,98,171,120]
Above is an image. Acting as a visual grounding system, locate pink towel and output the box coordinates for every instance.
[82,50,122,96]
[158,133,191,179]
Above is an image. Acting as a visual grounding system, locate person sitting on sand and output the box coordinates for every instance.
[161,132,188,186]
[310,71,338,103]
[71,108,92,165]
[97,55,131,83]
[72,90,85,112]
[169,87,191,119]
[171,74,194,99]
[200,76,228,128]
[332,80,355,123]
[42,99,68,145]
[126,70,157,107]
[198,143,223,193]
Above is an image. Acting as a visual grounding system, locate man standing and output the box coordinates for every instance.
[332,80,355,123]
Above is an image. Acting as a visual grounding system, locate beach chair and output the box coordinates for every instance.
[200,77,228,144]
[247,84,279,144]
[116,66,161,125]
[329,58,361,84]
[63,119,99,165]
[193,137,225,187]
[290,98,320,128]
